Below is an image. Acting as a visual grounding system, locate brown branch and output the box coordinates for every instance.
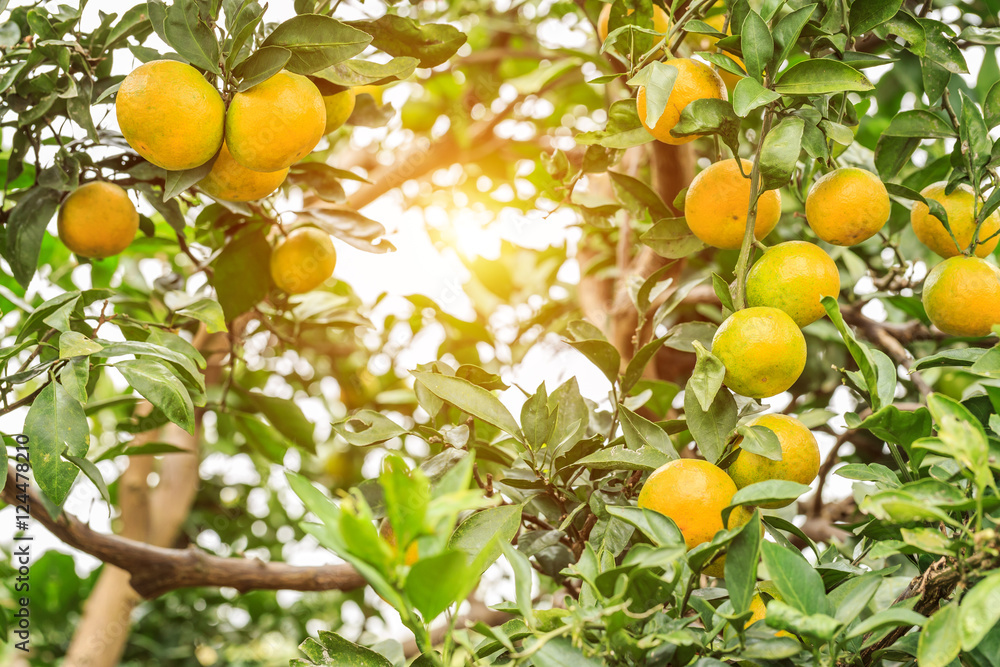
[2,464,366,599]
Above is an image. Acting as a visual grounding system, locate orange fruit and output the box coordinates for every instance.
[115,60,225,171]
[597,3,672,43]
[702,504,756,578]
[323,89,356,133]
[636,58,726,145]
[684,13,743,89]
[746,241,840,327]
[353,84,384,105]
[226,71,326,173]
[712,307,806,399]
[198,142,288,202]
[57,182,139,259]
[805,168,889,246]
[685,159,782,249]
[638,459,737,550]
[922,256,1000,337]
[911,182,1000,258]
[270,227,337,294]
[726,414,820,508]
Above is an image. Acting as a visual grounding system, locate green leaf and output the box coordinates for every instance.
[636,60,678,130]
[689,341,725,411]
[774,59,875,95]
[234,46,292,91]
[765,600,841,642]
[672,98,741,155]
[116,358,195,433]
[164,0,221,74]
[875,135,921,181]
[176,297,227,333]
[521,384,554,449]
[212,228,272,321]
[729,480,810,511]
[735,424,781,461]
[960,571,1000,651]
[25,381,90,506]
[741,9,773,82]
[332,410,406,447]
[260,14,372,74]
[850,0,904,36]
[984,80,1000,127]
[884,110,956,138]
[609,170,672,221]
[405,549,475,621]
[759,116,804,191]
[726,510,761,618]
[770,5,817,72]
[162,156,217,201]
[829,573,881,625]
[845,607,927,639]
[64,454,110,507]
[348,15,466,69]
[566,339,621,384]
[622,336,668,394]
[237,387,316,452]
[297,631,392,667]
[449,504,522,577]
[576,98,654,149]
[732,77,781,117]
[530,638,605,667]
[640,217,707,258]
[60,358,89,404]
[499,540,535,627]
[410,371,522,440]
[960,90,992,170]
[605,505,684,547]
[822,296,883,410]
[918,603,962,667]
[574,444,673,471]
[312,56,419,87]
[619,406,676,457]
[917,18,968,74]
[59,331,103,359]
[760,540,829,616]
[5,187,61,288]
[684,384,737,464]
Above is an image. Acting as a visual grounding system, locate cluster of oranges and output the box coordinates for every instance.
[594,5,1000,607]
[56,60,365,295]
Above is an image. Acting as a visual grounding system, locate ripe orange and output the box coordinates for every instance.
[922,256,1000,337]
[712,307,806,399]
[911,182,1000,258]
[805,168,889,246]
[685,159,782,249]
[684,13,743,89]
[637,459,737,551]
[746,241,840,327]
[115,60,225,171]
[226,71,326,173]
[597,3,672,43]
[198,142,288,203]
[323,89,356,134]
[57,182,139,259]
[270,227,337,294]
[726,414,819,508]
[636,58,726,145]
[702,504,756,578]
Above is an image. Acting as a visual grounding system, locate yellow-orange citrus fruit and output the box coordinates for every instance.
[748,594,768,626]
[911,182,1000,258]
[198,142,288,203]
[638,459,737,551]
[746,241,840,327]
[702,504,756,578]
[57,182,139,259]
[684,13,743,89]
[685,158,782,249]
[115,60,225,171]
[323,89,356,133]
[727,414,819,508]
[636,58,726,146]
[805,167,889,246]
[226,71,326,173]
[597,3,672,42]
[379,520,419,566]
[353,84,383,105]
[712,307,806,399]
[922,256,1000,337]
[270,227,337,294]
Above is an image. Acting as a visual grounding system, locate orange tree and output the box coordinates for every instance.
[3,1,1000,666]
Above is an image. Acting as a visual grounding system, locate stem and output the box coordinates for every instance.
[733,108,774,310]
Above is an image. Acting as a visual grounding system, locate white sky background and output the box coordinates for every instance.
[0,0,995,655]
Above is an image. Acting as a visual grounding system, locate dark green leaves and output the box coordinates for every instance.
[576,99,654,149]
[760,541,829,616]
[260,15,372,75]
[295,631,393,667]
[212,229,272,321]
[410,371,522,440]
[740,10,772,82]
[774,59,875,95]
[884,110,956,138]
[918,603,961,667]
[770,5,816,71]
[640,217,706,258]
[116,358,195,433]
[684,385,737,464]
[313,56,419,88]
[234,46,292,91]
[349,15,467,69]
[732,77,780,117]
[849,0,904,37]
[5,187,61,288]
[759,116,804,192]
[673,98,741,154]
[25,381,90,505]
[567,339,620,384]
[163,0,221,74]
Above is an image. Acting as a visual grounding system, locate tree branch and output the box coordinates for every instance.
[2,464,366,598]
